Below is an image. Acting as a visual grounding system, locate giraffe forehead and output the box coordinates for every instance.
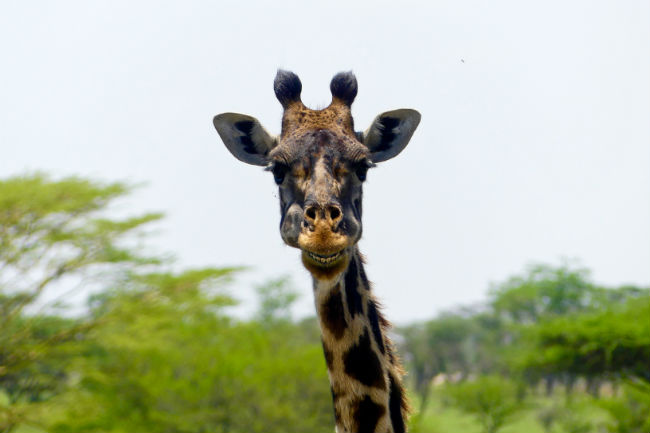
[271,129,368,170]
[281,102,356,139]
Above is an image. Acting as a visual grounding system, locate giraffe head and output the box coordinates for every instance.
[214,71,420,280]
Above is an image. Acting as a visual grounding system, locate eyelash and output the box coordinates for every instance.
[354,160,373,182]
[269,160,372,184]
[355,165,368,181]
[271,163,288,185]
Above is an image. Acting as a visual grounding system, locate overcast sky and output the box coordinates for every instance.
[1,1,649,323]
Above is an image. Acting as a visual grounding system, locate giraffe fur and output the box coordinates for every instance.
[213,70,420,433]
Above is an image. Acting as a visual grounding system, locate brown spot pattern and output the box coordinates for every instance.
[367,300,386,355]
[353,395,386,433]
[388,373,406,433]
[345,257,364,318]
[343,329,386,390]
[321,283,347,339]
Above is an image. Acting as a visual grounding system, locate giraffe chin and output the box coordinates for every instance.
[301,249,349,280]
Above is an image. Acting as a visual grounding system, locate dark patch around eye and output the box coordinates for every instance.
[343,328,386,390]
[272,163,288,185]
[353,395,386,433]
[356,165,368,181]
[344,258,363,318]
[375,117,400,152]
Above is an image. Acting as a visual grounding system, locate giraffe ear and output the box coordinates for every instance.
[359,109,421,163]
[213,113,278,166]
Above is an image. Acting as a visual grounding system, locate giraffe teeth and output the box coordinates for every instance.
[305,250,344,265]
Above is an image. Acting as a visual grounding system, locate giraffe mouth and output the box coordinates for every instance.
[302,249,346,267]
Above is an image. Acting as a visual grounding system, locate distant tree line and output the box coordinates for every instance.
[1,174,648,433]
[400,263,650,433]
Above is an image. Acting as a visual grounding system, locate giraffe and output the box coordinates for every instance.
[213,70,420,433]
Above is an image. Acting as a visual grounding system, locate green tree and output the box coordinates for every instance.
[490,263,598,325]
[46,272,331,433]
[519,295,650,386]
[0,174,161,432]
[255,276,298,324]
[401,308,505,416]
[490,263,649,395]
[401,313,476,408]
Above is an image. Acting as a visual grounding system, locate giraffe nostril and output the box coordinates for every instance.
[305,207,317,221]
[329,206,341,221]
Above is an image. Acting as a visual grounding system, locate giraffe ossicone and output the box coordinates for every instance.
[214,70,421,433]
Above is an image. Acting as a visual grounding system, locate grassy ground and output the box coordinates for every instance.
[11,389,613,433]
[409,389,610,433]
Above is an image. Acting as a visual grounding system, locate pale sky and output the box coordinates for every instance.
[1,1,649,323]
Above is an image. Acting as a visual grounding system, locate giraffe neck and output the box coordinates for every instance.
[313,249,408,433]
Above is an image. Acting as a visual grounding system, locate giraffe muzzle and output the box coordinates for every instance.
[303,249,346,267]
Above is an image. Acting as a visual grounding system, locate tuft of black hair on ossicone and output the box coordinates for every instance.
[330,71,358,106]
[274,70,302,108]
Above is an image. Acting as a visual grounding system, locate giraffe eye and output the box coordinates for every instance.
[356,167,367,181]
[272,163,288,185]
[354,161,371,182]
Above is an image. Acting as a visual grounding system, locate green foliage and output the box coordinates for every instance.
[1,174,335,433]
[46,274,331,433]
[401,310,505,407]
[536,404,563,433]
[401,314,474,395]
[401,261,650,430]
[445,376,523,433]
[255,276,298,324]
[598,382,650,433]
[2,175,647,433]
[414,391,616,433]
[0,174,162,283]
[0,174,162,433]
[485,263,650,394]
[557,412,592,433]
[519,296,650,382]
[402,262,649,433]
[490,263,598,324]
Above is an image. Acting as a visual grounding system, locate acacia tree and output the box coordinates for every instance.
[0,174,161,432]
[45,271,332,433]
[1,174,333,433]
[520,295,650,385]
[489,263,649,394]
[401,312,479,410]
[490,263,600,324]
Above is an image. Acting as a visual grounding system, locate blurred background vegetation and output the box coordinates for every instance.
[1,174,648,433]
